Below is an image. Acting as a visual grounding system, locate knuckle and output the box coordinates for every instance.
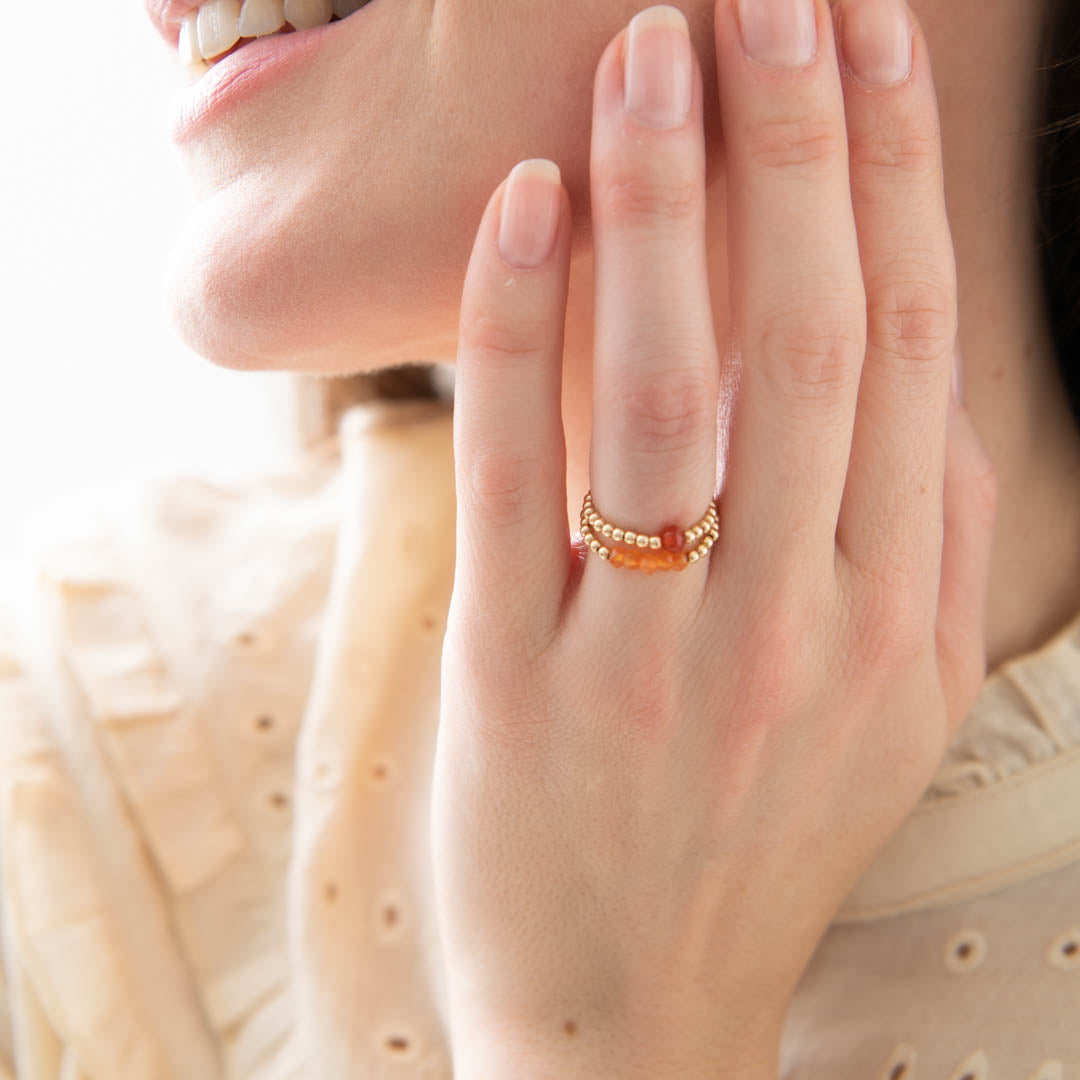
[444,619,551,734]
[746,115,845,173]
[757,308,864,399]
[597,168,702,229]
[459,308,551,363]
[848,116,941,182]
[461,447,538,529]
[852,572,930,675]
[742,594,819,715]
[617,655,688,734]
[866,274,956,372]
[612,366,714,455]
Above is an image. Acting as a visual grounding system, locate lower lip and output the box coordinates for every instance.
[170,18,342,145]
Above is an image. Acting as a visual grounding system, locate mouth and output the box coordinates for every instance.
[179,0,374,75]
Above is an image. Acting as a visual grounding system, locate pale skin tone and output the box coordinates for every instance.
[161,0,1080,1070]
[164,0,1080,677]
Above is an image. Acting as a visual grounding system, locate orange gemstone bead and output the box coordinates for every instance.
[661,526,683,552]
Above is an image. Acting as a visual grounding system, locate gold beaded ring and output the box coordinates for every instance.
[579,490,719,574]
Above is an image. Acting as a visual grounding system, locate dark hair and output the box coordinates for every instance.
[298,0,1080,444]
[1034,0,1080,434]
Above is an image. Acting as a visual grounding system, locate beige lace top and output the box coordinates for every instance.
[1,396,1078,1080]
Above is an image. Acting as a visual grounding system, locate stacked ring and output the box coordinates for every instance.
[579,490,719,573]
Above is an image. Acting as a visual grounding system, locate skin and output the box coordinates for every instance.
[165,0,1080,674]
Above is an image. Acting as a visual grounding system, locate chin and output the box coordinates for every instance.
[161,184,464,377]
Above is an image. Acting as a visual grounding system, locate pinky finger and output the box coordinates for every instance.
[936,352,999,738]
[452,159,573,644]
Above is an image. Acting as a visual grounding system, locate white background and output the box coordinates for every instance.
[1,1,298,565]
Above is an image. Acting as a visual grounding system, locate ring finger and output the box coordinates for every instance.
[581,6,721,610]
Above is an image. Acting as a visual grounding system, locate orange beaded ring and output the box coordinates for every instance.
[579,490,719,573]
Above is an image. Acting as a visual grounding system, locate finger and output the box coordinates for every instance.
[452,159,573,641]
[833,0,958,624]
[584,6,720,590]
[709,0,866,587]
[936,379,998,739]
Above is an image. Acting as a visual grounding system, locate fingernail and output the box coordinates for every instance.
[624,5,694,129]
[737,0,818,69]
[952,344,964,404]
[497,159,562,270]
[839,0,913,86]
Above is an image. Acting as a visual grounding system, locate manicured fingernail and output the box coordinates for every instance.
[497,159,562,270]
[736,0,818,69]
[839,0,913,86]
[624,5,694,129]
[953,344,964,404]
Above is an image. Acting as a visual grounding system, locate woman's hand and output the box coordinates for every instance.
[431,0,997,1076]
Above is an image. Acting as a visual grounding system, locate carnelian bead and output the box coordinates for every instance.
[661,525,683,552]
[610,550,625,567]
[624,551,641,570]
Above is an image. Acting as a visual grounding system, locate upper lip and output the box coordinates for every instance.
[146,0,202,50]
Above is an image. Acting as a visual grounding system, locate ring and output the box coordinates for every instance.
[579,490,719,573]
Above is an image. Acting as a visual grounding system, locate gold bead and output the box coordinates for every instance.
[625,532,636,544]
[636,535,649,549]
[589,539,600,552]
[649,537,661,549]
[599,547,610,559]
[688,551,699,563]
[601,523,613,537]
[612,528,624,541]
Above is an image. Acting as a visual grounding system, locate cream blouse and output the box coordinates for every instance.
[0,395,1078,1080]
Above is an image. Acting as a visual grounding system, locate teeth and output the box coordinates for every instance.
[238,0,285,37]
[177,11,202,66]
[282,0,333,30]
[196,0,241,59]
[178,0,365,75]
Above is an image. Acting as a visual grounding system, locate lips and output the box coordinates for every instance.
[170,11,342,142]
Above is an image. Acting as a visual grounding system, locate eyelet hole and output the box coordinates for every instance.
[944,929,987,973]
[878,1043,917,1080]
[1048,928,1080,970]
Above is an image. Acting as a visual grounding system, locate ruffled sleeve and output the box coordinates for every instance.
[0,442,347,1080]
[0,519,221,1080]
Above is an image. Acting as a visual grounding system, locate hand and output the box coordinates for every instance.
[431,1,997,1076]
